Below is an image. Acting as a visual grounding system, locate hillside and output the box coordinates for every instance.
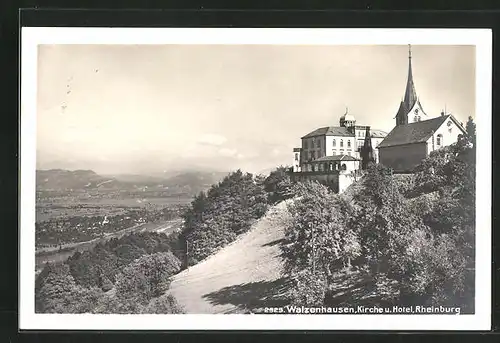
[169,200,293,314]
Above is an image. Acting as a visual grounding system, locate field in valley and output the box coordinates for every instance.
[35,190,192,275]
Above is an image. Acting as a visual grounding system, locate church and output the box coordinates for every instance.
[378,45,467,172]
[290,45,467,192]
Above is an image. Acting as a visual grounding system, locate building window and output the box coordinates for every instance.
[312,139,315,148]
[311,151,315,159]
[332,150,336,155]
[294,153,299,161]
[340,139,344,147]
[347,140,351,148]
[333,139,336,147]
[436,134,443,146]
[304,141,308,149]
[347,152,351,156]
[341,164,347,171]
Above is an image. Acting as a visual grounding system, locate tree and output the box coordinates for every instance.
[181,170,269,265]
[115,251,181,304]
[281,181,360,305]
[263,166,295,204]
[36,263,102,313]
[141,294,185,314]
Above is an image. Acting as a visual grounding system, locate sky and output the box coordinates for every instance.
[36,44,476,175]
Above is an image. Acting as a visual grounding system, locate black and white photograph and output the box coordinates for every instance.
[20,28,491,331]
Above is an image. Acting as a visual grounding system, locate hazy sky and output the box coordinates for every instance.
[36,44,475,175]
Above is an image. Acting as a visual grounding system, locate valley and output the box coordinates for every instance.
[34,168,228,276]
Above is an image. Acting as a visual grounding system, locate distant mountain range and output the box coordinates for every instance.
[36,169,229,195]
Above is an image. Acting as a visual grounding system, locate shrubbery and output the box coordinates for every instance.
[181,170,269,265]
[35,232,184,314]
[65,231,182,288]
[263,166,295,204]
[280,117,476,311]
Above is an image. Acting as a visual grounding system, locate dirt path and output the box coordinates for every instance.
[169,200,293,314]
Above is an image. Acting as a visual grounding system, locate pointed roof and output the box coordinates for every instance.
[404,44,418,111]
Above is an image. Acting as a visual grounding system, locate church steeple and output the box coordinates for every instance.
[395,44,427,126]
[403,45,418,112]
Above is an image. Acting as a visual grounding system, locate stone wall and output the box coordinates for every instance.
[289,170,361,194]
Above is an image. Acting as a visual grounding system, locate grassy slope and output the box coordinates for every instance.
[169,177,402,314]
[169,200,293,314]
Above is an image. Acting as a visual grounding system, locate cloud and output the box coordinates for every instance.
[197,133,228,146]
[218,148,238,157]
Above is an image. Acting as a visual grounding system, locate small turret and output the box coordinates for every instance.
[339,107,356,129]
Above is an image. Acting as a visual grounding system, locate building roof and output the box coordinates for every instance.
[302,126,387,139]
[378,114,463,148]
[302,126,354,138]
[312,154,360,162]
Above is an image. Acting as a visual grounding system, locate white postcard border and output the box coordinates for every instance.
[20,27,492,331]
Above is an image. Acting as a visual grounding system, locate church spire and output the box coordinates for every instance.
[403,44,418,112]
[395,44,426,126]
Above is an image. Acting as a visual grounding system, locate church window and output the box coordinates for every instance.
[333,139,336,147]
[436,134,443,146]
[340,139,344,147]
[347,140,351,148]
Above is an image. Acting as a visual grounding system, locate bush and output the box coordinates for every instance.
[115,252,181,304]
[280,181,360,304]
[181,170,269,265]
[35,263,103,313]
[263,166,295,204]
[141,294,185,314]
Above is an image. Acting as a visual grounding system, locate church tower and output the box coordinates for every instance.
[394,45,427,126]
